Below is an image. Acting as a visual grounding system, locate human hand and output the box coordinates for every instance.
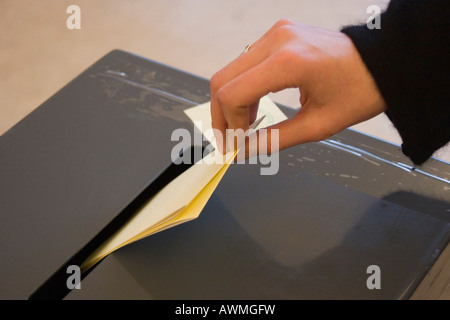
[210,19,386,156]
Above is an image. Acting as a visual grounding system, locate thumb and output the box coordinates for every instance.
[242,107,332,159]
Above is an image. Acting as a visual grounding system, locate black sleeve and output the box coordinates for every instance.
[341,0,450,165]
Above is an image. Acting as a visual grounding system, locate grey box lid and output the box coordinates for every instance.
[1,50,449,300]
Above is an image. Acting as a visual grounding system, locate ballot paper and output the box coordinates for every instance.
[81,96,287,272]
[184,96,288,149]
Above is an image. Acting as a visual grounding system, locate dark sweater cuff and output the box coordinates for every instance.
[341,0,450,165]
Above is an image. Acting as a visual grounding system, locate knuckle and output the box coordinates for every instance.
[210,72,222,93]
[215,87,233,109]
[275,47,298,65]
[274,18,295,28]
[273,23,296,40]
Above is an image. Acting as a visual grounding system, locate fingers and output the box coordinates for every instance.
[215,50,303,128]
[210,40,268,153]
[248,101,259,125]
[210,19,300,153]
[241,104,336,161]
[249,19,298,51]
[210,19,387,160]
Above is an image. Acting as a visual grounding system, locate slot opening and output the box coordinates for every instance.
[29,145,205,300]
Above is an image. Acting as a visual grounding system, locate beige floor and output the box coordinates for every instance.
[2,0,449,163]
[2,0,449,162]
[1,0,449,299]
[4,0,449,163]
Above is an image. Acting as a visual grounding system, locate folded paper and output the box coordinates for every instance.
[81,96,287,272]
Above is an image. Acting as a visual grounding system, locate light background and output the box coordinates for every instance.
[1,0,449,162]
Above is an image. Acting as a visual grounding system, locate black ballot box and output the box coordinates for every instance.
[0,50,449,300]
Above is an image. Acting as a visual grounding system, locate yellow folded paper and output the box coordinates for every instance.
[81,150,237,272]
[81,96,286,272]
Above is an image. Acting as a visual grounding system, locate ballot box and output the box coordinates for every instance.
[0,50,449,300]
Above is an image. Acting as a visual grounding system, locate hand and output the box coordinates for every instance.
[210,19,386,156]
